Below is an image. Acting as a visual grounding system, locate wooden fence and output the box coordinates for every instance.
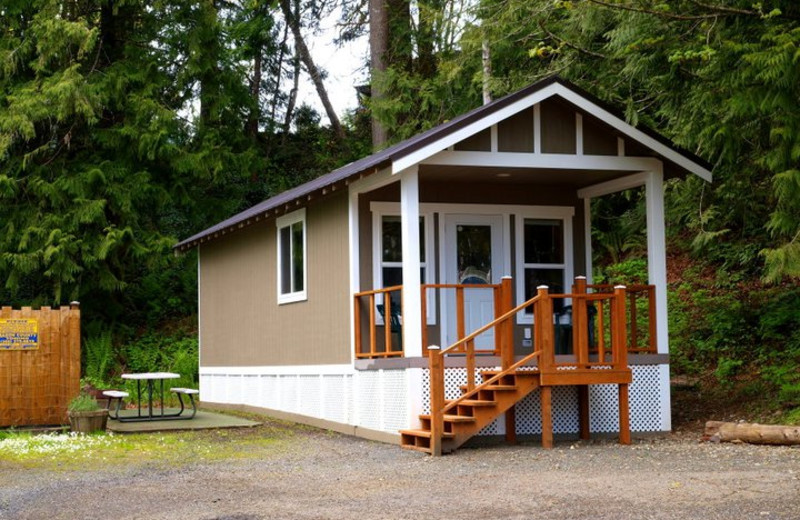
[0,303,81,427]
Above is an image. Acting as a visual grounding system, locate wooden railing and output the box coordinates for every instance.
[353,285,404,358]
[426,283,630,455]
[585,281,657,354]
[421,282,503,356]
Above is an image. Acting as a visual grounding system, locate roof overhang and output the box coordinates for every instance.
[174,76,712,253]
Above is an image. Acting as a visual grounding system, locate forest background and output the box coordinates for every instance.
[1,0,798,423]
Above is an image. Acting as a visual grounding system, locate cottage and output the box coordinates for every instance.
[175,76,711,454]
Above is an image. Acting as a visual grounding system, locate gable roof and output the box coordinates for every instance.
[175,75,712,252]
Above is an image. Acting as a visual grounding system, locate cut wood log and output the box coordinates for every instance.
[704,421,800,445]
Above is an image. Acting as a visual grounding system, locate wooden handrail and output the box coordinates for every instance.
[353,286,404,359]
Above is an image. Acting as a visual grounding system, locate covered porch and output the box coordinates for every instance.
[344,81,711,453]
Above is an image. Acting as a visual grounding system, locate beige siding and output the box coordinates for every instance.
[199,193,351,367]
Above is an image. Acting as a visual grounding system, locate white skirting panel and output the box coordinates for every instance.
[200,365,409,433]
[421,364,670,435]
[200,363,669,437]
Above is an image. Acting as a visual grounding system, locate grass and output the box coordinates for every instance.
[0,412,299,471]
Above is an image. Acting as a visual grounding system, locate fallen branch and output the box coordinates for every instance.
[704,421,800,446]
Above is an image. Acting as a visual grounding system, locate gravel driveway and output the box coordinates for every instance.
[2,423,799,520]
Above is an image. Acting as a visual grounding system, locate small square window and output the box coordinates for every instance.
[276,209,307,304]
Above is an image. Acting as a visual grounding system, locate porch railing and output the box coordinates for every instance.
[426,283,630,454]
[353,277,658,359]
[421,283,504,356]
[585,281,657,354]
[353,285,404,358]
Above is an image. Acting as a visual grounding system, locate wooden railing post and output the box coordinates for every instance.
[428,345,444,456]
[369,294,377,356]
[612,286,631,445]
[535,286,554,372]
[573,276,588,367]
[354,294,362,357]
[612,285,628,370]
[420,286,428,355]
[500,276,516,444]
[500,276,514,371]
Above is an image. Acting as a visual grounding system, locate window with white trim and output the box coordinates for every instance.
[371,203,435,324]
[515,208,574,323]
[276,209,307,304]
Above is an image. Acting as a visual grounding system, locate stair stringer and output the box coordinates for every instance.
[446,371,541,451]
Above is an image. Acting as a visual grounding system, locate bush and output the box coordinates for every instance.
[68,393,101,412]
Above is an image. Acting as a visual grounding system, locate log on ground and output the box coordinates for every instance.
[704,421,800,445]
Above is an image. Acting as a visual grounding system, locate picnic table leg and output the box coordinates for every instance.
[137,380,142,418]
[147,380,154,418]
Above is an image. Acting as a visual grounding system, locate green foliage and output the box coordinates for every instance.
[68,393,101,412]
[83,331,114,385]
[121,334,199,393]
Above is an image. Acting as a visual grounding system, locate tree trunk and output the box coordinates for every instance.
[282,41,301,141]
[368,0,389,148]
[247,50,262,141]
[482,38,492,105]
[704,421,800,445]
[279,0,344,142]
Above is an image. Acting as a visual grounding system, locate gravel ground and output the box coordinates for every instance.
[2,424,800,520]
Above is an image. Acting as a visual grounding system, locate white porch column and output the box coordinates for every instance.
[644,166,669,356]
[400,165,423,358]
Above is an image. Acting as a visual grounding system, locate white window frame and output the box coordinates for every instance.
[370,202,436,325]
[276,208,307,304]
[514,206,574,324]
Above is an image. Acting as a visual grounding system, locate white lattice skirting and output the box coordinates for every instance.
[200,364,670,435]
[419,364,670,434]
[200,366,411,433]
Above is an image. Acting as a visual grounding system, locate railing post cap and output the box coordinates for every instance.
[69,301,80,308]
[428,345,441,351]
[575,275,587,280]
[536,285,549,290]
[501,275,513,280]
[614,285,627,290]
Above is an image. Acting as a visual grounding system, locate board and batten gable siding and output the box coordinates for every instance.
[199,193,351,367]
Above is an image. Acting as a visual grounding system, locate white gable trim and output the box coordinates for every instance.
[423,151,662,171]
[392,83,563,174]
[391,82,712,182]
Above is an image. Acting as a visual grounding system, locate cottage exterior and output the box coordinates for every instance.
[176,77,711,452]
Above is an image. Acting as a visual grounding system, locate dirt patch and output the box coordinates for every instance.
[2,414,800,520]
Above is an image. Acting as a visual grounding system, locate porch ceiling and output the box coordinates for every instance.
[419,165,629,188]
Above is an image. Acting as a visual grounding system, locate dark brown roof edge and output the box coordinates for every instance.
[174,75,711,252]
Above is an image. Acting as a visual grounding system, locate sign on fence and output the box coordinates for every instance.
[0,318,39,350]
[0,304,80,426]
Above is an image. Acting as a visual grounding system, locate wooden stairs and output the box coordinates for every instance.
[400,366,633,455]
[401,369,542,454]
[398,281,637,455]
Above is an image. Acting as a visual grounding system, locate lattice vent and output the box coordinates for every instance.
[629,365,663,432]
[298,375,320,416]
[356,370,382,430]
[322,375,347,423]
[382,370,408,431]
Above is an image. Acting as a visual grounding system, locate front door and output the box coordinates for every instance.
[443,215,504,350]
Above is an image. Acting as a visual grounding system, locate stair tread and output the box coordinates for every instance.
[400,429,455,439]
[446,399,497,407]
[481,369,539,376]
[400,444,432,454]
[419,414,476,423]
[459,384,517,391]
